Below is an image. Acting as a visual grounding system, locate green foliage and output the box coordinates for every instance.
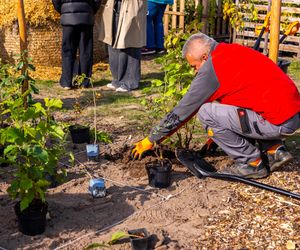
[184,0,203,24]
[0,57,70,211]
[108,231,130,244]
[288,60,300,81]
[90,129,112,144]
[83,231,143,249]
[142,22,201,149]
[208,0,217,36]
[222,0,258,32]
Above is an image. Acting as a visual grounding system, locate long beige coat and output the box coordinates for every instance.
[98,0,147,49]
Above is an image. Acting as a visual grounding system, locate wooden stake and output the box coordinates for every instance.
[17,0,29,105]
[269,0,281,63]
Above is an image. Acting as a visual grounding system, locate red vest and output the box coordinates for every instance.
[208,43,300,125]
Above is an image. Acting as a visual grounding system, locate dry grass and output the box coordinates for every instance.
[0,0,59,28]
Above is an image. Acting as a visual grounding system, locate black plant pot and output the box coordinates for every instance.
[14,199,48,236]
[69,124,90,144]
[0,145,8,167]
[45,173,59,189]
[128,228,149,250]
[278,58,291,74]
[146,160,172,188]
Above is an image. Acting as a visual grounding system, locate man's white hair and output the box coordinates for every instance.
[182,33,215,60]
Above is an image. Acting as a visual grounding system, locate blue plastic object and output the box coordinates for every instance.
[88,178,106,198]
[86,144,99,161]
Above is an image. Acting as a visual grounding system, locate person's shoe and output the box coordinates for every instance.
[61,86,72,90]
[220,158,269,179]
[116,86,129,92]
[141,48,156,55]
[106,83,116,90]
[156,48,166,55]
[267,144,293,172]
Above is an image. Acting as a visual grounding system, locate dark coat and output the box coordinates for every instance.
[52,0,101,26]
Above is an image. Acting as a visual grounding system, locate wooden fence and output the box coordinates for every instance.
[233,0,300,58]
[163,0,230,41]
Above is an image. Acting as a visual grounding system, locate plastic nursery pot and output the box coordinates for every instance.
[88,178,106,198]
[0,145,8,167]
[14,199,48,236]
[69,124,90,144]
[277,58,291,74]
[146,160,172,188]
[86,144,99,161]
[45,173,59,189]
[128,228,149,250]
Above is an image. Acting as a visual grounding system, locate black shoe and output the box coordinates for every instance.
[220,159,269,179]
[141,48,156,55]
[267,145,293,172]
[156,48,166,55]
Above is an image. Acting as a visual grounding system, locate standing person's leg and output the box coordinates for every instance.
[107,0,121,90]
[107,46,121,89]
[142,1,159,55]
[60,26,80,88]
[153,3,167,52]
[79,25,93,87]
[115,47,141,92]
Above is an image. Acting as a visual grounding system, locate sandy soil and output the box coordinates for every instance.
[0,60,300,250]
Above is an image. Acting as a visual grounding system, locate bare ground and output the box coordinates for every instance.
[0,58,300,250]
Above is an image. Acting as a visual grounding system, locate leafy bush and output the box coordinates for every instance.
[0,56,70,211]
[142,22,202,149]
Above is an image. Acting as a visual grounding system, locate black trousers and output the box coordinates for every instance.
[60,25,93,87]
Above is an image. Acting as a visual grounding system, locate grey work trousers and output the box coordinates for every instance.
[198,103,300,164]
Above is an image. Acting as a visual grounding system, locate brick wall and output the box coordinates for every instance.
[0,21,107,67]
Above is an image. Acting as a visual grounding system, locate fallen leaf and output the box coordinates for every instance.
[286,240,296,250]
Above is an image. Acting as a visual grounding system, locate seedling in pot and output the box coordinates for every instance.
[69,74,91,144]
[0,55,72,235]
[146,146,172,188]
[87,129,112,161]
[128,228,150,250]
[73,74,104,158]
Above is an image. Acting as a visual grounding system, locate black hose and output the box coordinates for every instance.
[253,27,266,51]
[196,167,300,200]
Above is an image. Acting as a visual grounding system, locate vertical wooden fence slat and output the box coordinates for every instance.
[164,5,170,35]
[179,0,185,30]
[163,0,230,39]
[172,0,177,29]
[263,0,272,55]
